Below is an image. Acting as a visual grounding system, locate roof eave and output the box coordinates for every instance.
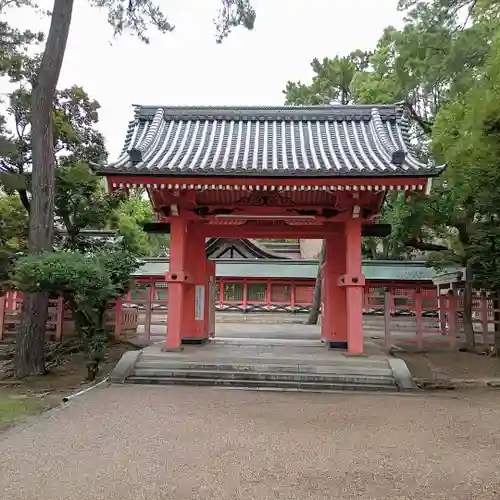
[95,167,444,179]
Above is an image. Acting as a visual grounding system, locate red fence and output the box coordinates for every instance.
[134,277,435,314]
[0,292,138,343]
[0,292,64,341]
[2,285,498,350]
[366,286,499,350]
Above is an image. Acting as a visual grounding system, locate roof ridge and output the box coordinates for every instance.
[133,104,402,122]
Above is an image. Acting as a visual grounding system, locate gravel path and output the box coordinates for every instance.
[1,386,500,500]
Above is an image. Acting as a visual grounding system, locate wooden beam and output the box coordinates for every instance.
[142,222,392,238]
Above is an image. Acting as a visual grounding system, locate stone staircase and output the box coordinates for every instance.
[113,339,413,392]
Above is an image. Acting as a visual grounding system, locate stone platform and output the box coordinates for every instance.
[111,327,415,393]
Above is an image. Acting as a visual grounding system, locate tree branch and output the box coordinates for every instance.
[17,188,30,213]
[403,101,433,135]
[404,238,449,252]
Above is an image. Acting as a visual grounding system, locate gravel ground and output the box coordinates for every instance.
[1,386,500,500]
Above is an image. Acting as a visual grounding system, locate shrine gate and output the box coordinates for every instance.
[98,105,441,354]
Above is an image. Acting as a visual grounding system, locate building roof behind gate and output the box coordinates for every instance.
[100,105,443,178]
[132,258,439,281]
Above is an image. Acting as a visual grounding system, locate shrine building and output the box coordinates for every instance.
[97,105,442,354]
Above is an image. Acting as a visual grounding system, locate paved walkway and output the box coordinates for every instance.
[1,386,500,500]
[136,322,390,348]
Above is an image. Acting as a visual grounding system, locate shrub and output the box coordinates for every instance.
[13,250,141,380]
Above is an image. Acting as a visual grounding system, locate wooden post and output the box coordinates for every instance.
[384,288,392,352]
[344,218,364,354]
[480,291,489,345]
[164,216,189,351]
[415,288,423,351]
[447,290,457,349]
[0,295,5,341]
[242,279,248,312]
[55,296,64,341]
[144,284,154,343]
[363,285,369,312]
[438,289,447,335]
[290,281,296,313]
[219,279,224,305]
[114,297,123,340]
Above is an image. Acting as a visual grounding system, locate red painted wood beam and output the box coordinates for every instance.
[105,175,429,189]
[198,224,344,238]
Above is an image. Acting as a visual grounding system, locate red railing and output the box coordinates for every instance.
[0,292,64,341]
[0,291,139,343]
[366,287,499,350]
[3,285,498,350]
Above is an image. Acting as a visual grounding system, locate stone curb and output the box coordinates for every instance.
[109,350,142,383]
[387,358,416,391]
[414,377,500,390]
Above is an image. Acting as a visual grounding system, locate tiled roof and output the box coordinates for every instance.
[101,105,442,178]
[131,258,439,281]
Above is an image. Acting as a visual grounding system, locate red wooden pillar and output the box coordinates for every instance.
[55,296,64,341]
[340,217,365,354]
[164,216,191,351]
[0,295,5,341]
[242,279,248,312]
[322,234,347,348]
[480,291,489,344]
[447,290,458,349]
[219,278,224,304]
[206,260,216,338]
[114,297,123,340]
[415,288,423,351]
[181,224,209,344]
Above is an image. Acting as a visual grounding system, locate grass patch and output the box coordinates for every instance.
[0,341,137,433]
[0,393,48,431]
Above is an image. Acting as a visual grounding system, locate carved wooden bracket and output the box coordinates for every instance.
[235,191,295,207]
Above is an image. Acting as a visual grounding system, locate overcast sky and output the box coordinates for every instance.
[4,0,403,158]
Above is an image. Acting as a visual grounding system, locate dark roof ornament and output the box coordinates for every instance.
[128,148,143,164]
[391,150,406,165]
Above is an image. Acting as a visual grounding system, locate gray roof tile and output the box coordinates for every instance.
[101,105,442,178]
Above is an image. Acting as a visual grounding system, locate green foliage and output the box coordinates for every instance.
[13,250,141,379]
[283,51,371,105]
[109,194,170,256]
[0,80,161,256]
[0,0,44,82]
[14,251,110,298]
[13,250,140,313]
[54,163,123,251]
[0,193,28,289]
[89,0,255,43]
[1,85,106,179]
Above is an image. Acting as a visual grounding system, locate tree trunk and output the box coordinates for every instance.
[462,262,475,351]
[306,241,326,325]
[15,0,75,379]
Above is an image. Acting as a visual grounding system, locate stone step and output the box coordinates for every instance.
[131,367,396,386]
[134,359,393,376]
[213,337,321,347]
[139,352,391,369]
[126,375,398,392]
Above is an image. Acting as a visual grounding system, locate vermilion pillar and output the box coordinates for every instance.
[181,224,209,344]
[206,260,216,338]
[322,235,347,349]
[164,216,191,351]
[340,217,365,354]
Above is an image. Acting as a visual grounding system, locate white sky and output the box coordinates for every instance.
[3,0,404,159]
